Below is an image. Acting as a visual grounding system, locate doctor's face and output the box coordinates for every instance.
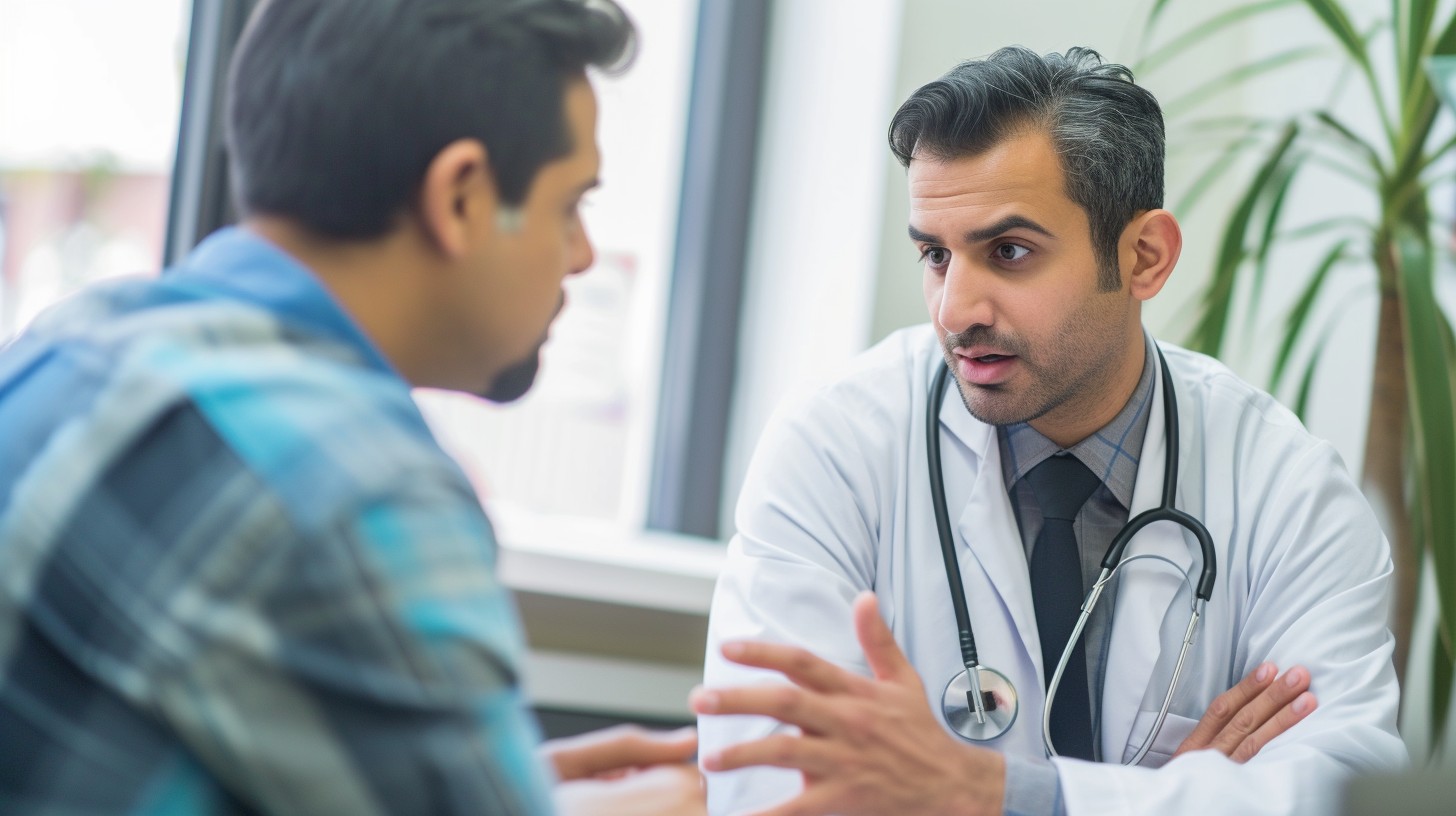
[909,127,1143,446]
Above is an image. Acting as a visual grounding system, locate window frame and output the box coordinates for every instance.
[165,0,256,266]
[645,0,771,539]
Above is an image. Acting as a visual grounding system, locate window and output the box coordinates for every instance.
[0,0,192,338]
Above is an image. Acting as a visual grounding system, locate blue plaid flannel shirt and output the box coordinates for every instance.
[0,228,555,814]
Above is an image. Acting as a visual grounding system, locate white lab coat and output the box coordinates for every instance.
[701,325,1406,816]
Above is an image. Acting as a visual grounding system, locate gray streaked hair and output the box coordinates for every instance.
[888,46,1164,291]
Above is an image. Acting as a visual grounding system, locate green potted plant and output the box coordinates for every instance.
[1139,0,1456,755]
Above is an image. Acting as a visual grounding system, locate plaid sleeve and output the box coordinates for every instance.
[5,390,555,813]
[89,400,555,815]
[0,249,557,813]
[161,466,554,815]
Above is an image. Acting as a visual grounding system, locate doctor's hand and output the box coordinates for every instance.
[1173,662,1317,762]
[543,725,705,816]
[692,591,1005,816]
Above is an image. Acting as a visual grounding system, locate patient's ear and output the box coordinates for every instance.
[1121,209,1181,301]
[416,138,495,259]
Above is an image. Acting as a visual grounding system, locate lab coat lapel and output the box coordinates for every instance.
[938,389,1044,685]
[1100,355,1197,761]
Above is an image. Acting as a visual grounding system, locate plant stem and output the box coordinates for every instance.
[1364,241,1415,692]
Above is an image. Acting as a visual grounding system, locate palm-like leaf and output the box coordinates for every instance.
[1435,636,1453,753]
[1301,0,1382,90]
[1394,229,1456,747]
[1136,0,1299,75]
[1161,47,1330,119]
[1269,239,1350,391]
[1173,127,1270,216]
[1189,122,1300,355]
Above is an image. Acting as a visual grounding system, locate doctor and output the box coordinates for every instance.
[693,47,1406,815]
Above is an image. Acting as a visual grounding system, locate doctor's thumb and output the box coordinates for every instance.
[852,591,912,682]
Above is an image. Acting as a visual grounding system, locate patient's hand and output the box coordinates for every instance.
[552,763,704,816]
[1174,663,1317,762]
[544,725,705,816]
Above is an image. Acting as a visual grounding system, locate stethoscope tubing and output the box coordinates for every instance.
[926,361,983,673]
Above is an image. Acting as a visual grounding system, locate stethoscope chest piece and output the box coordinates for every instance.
[942,664,1018,741]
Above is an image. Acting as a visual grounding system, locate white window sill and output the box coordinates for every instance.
[522,649,705,722]
[490,506,724,718]
[492,505,725,616]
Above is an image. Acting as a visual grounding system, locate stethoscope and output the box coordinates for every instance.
[925,344,1217,764]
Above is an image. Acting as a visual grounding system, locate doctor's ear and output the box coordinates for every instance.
[1120,209,1182,302]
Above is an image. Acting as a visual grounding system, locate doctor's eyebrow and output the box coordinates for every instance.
[908,216,1056,246]
[965,215,1055,243]
[908,225,941,244]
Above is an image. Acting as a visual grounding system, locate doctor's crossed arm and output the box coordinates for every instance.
[691,594,1316,816]
[1170,661,1318,763]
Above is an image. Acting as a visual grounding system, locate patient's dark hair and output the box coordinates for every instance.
[888,46,1164,290]
[226,0,635,239]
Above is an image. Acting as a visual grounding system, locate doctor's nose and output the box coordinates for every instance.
[936,264,995,335]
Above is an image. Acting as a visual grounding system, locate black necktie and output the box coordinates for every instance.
[1024,453,1100,760]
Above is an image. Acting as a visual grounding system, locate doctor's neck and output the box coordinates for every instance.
[1025,330,1148,450]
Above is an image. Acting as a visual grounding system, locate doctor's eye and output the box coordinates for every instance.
[919,247,951,269]
[993,243,1030,262]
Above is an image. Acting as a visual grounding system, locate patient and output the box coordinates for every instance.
[0,1,703,813]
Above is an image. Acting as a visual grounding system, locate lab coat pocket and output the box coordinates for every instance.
[1120,710,1198,767]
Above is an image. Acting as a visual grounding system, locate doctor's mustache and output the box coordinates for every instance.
[942,327,1033,358]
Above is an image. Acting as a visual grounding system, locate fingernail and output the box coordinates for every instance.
[691,690,720,713]
[722,642,746,660]
[1293,692,1314,714]
[1284,668,1303,687]
[702,752,724,771]
[1256,663,1273,682]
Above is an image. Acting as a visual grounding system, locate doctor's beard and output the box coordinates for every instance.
[941,324,1123,429]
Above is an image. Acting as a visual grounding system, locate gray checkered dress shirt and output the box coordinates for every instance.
[996,333,1156,759]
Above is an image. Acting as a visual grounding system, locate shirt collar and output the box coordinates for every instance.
[168,226,399,378]
[997,332,1157,510]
